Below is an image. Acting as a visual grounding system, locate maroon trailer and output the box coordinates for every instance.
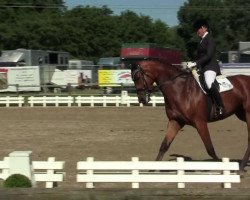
[120,43,182,65]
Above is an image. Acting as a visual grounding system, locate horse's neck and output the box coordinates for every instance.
[157,67,182,86]
[157,68,194,100]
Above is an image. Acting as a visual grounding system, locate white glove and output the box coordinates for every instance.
[186,61,197,69]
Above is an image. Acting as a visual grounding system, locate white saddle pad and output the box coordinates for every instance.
[192,69,233,93]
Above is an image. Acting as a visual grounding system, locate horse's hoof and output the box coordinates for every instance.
[239,169,246,178]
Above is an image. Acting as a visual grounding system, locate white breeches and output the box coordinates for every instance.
[204,70,216,89]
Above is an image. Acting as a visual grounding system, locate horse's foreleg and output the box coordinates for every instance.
[195,121,219,160]
[240,112,250,171]
[155,120,183,161]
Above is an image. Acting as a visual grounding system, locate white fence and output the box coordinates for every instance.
[0,152,241,189]
[75,96,122,107]
[0,96,24,107]
[77,157,240,189]
[28,96,74,107]
[0,151,65,188]
[0,95,165,107]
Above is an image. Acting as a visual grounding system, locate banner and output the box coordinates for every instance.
[51,69,92,87]
[0,66,40,92]
[98,70,133,87]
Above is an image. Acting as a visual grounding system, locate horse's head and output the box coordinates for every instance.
[130,60,157,105]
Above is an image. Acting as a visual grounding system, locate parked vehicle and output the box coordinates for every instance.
[120,43,182,65]
[0,49,69,92]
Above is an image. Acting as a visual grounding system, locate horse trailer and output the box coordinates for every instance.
[0,49,70,92]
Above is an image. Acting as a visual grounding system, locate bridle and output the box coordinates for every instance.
[131,64,155,102]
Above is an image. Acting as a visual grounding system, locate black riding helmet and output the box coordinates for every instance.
[193,19,210,32]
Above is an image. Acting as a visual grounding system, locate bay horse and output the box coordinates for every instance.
[130,59,250,172]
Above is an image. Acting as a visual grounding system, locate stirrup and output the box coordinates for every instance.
[215,107,224,118]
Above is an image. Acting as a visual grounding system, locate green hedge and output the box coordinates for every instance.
[3,174,32,188]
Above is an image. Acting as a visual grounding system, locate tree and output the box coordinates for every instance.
[0,0,64,51]
[0,2,184,61]
[177,0,250,60]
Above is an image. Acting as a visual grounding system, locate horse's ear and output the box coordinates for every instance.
[123,60,138,69]
[130,63,137,69]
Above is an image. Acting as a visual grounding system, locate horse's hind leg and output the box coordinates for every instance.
[240,145,250,172]
[195,121,219,160]
[155,120,183,161]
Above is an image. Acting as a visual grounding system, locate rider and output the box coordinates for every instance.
[188,19,224,118]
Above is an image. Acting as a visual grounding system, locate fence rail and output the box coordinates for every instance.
[0,95,165,107]
[77,157,240,189]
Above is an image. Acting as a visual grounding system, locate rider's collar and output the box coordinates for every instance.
[202,31,208,39]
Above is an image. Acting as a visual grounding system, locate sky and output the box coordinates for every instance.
[64,0,187,27]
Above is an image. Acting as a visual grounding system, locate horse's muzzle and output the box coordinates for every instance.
[137,91,151,105]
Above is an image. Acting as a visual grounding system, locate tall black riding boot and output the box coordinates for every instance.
[209,82,224,118]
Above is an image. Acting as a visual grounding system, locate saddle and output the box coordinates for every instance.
[191,69,233,120]
[191,69,233,93]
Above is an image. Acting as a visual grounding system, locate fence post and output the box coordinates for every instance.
[76,96,80,107]
[43,96,46,107]
[90,96,94,107]
[55,96,59,107]
[151,96,156,107]
[9,151,36,186]
[6,96,10,107]
[132,157,139,188]
[18,96,23,107]
[103,96,107,107]
[115,96,120,107]
[68,96,72,107]
[177,157,185,188]
[46,157,56,188]
[121,90,128,105]
[222,157,231,188]
[86,157,94,188]
[126,96,131,107]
